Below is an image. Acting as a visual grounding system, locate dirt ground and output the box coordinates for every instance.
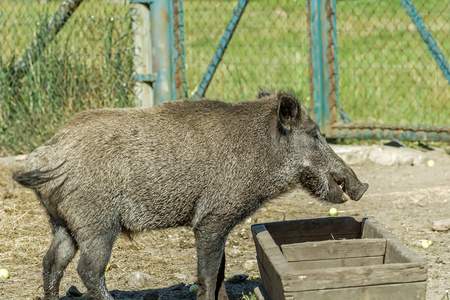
[0,145,449,300]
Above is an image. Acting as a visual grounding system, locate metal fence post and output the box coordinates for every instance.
[131,0,185,107]
[151,0,177,104]
[307,0,338,133]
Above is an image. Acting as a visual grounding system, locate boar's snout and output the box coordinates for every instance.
[351,181,369,201]
[331,172,369,203]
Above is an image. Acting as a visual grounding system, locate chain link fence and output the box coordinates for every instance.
[184,0,309,101]
[336,0,449,128]
[1,0,448,155]
[1,0,307,155]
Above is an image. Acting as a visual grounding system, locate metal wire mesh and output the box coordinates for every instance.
[336,0,449,127]
[184,0,310,102]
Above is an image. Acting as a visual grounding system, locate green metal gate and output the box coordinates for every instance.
[308,0,449,142]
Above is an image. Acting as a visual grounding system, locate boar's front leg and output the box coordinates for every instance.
[194,223,229,300]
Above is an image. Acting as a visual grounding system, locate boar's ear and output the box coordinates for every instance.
[257,89,271,99]
[277,94,301,134]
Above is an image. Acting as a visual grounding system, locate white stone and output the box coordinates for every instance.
[432,219,450,232]
[244,259,258,271]
[128,271,154,288]
[228,248,241,257]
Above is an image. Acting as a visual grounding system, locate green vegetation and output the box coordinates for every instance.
[241,292,257,300]
[0,0,448,155]
[0,0,135,155]
[183,0,309,102]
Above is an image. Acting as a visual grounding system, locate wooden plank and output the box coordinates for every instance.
[252,224,293,300]
[254,229,293,274]
[283,263,427,291]
[281,239,386,261]
[384,239,425,265]
[283,281,426,300]
[362,218,398,240]
[290,256,384,271]
[273,232,360,246]
[257,259,284,300]
[132,3,154,107]
[264,217,364,241]
[362,219,425,266]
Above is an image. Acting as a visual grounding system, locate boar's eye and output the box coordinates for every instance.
[312,131,320,140]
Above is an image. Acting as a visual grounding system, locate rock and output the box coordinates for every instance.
[169,283,185,291]
[393,198,408,209]
[331,145,369,165]
[435,257,445,264]
[228,248,241,257]
[15,155,27,161]
[331,145,429,166]
[239,228,249,239]
[432,219,450,232]
[244,259,258,271]
[367,146,426,166]
[128,271,154,288]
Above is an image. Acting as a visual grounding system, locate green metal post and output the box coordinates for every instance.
[131,0,186,106]
[308,0,339,133]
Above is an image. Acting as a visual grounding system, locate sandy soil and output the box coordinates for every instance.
[0,145,449,300]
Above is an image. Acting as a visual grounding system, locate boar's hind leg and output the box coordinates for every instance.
[76,228,118,300]
[43,222,77,300]
[194,226,229,300]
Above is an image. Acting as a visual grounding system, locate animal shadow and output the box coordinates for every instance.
[59,278,263,300]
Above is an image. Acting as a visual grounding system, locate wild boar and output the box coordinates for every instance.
[12,91,368,300]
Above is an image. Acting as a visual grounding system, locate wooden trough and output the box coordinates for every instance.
[251,217,427,300]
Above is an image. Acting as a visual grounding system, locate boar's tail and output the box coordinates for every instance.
[12,161,65,190]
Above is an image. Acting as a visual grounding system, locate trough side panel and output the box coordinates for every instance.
[281,239,386,261]
[272,233,360,245]
[265,217,363,244]
[362,219,426,266]
[284,281,426,300]
[257,258,286,300]
[290,256,384,271]
[283,263,427,291]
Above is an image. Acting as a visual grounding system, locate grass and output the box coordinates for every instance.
[183,0,310,102]
[337,0,449,126]
[0,0,449,155]
[242,292,257,300]
[0,0,135,155]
